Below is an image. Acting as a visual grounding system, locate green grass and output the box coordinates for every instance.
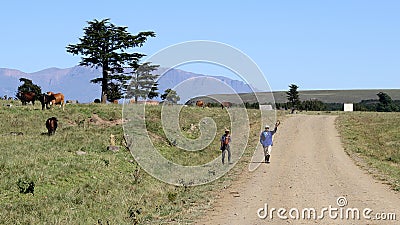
[144,106,232,166]
[0,100,269,224]
[337,112,400,191]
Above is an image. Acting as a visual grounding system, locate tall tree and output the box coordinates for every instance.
[66,18,155,103]
[125,62,159,103]
[377,92,398,112]
[17,78,41,96]
[286,84,300,112]
[106,82,123,102]
[161,89,180,104]
[147,83,159,100]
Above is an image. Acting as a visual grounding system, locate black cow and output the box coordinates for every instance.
[39,93,55,110]
[17,92,36,105]
[46,117,58,135]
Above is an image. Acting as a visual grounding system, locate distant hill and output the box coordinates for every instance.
[190,89,400,105]
[157,68,257,95]
[2,66,398,104]
[0,66,257,103]
[270,89,400,103]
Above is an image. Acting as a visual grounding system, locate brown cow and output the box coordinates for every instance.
[17,92,36,105]
[46,117,58,135]
[221,102,232,109]
[196,100,204,108]
[47,92,65,111]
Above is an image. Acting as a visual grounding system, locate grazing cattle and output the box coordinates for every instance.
[146,100,160,105]
[46,117,58,135]
[66,100,78,104]
[137,100,160,105]
[221,102,232,109]
[46,92,65,111]
[196,100,204,108]
[39,93,55,110]
[17,92,36,105]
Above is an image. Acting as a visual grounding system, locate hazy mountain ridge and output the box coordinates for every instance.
[0,66,256,102]
[157,68,257,95]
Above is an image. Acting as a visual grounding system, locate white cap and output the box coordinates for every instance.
[265,125,270,128]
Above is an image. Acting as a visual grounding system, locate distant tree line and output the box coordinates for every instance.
[353,92,399,112]
[177,84,400,112]
[275,91,400,112]
[229,90,400,112]
[277,84,400,112]
[183,92,400,112]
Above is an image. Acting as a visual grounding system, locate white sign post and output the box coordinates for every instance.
[343,103,353,112]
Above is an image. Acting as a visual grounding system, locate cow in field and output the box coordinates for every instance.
[66,100,78,104]
[17,92,36,105]
[46,117,58,135]
[39,93,55,110]
[221,102,232,109]
[196,100,204,108]
[46,92,65,111]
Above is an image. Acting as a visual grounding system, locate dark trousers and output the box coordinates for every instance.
[222,144,231,164]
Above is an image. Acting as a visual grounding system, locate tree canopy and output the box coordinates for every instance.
[66,18,155,103]
[161,89,180,104]
[125,62,160,103]
[377,92,398,112]
[17,78,41,96]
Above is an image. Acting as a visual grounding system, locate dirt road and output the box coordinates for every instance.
[197,114,400,224]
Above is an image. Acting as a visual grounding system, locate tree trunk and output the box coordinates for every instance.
[101,64,109,104]
[134,81,139,104]
[101,92,107,104]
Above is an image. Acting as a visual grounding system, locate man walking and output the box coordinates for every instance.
[260,121,280,163]
[220,129,231,164]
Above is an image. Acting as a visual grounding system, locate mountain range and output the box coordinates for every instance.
[0,66,257,103]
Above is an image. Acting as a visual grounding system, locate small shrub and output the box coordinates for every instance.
[127,206,142,224]
[132,166,141,184]
[167,192,177,202]
[17,177,35,195]
[101,158,110,166]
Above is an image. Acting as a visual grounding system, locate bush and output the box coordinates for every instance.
[17,177,35,195]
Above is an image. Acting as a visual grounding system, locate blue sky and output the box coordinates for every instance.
[1,1,399,91]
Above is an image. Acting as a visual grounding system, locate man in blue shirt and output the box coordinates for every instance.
[260,121,280,163]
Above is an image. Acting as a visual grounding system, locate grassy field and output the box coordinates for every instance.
[3,99,398,224]
[0,99,267,224]
[336,112,400,191]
